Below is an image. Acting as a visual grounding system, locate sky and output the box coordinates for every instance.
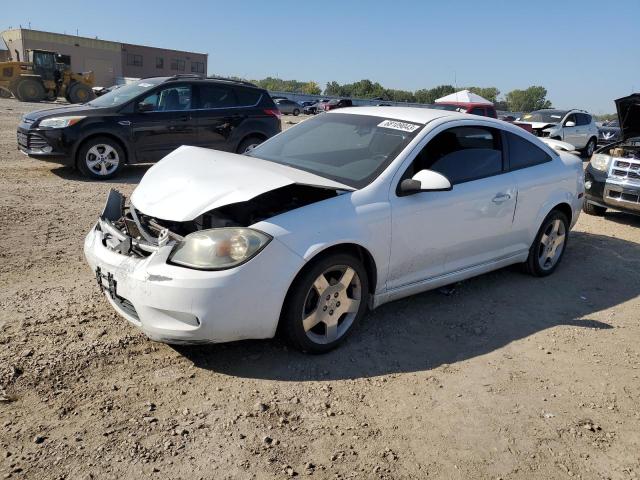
[3,0,639,113]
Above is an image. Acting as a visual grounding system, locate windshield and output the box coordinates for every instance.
[247,113,423,188]
[520,110,568,124]
[87,78,165,107]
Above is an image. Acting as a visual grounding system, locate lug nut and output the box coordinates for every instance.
[326,295,331,301]
[334,292,339,298]
[329,310,334,315]
[336,301,340,307]
[322,306,327,311]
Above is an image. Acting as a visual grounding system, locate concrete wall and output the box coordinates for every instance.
[121,43,207,79]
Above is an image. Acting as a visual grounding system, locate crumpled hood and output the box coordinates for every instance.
[519,121,557,130]
[131,146,354,222]
[615,93,640,140]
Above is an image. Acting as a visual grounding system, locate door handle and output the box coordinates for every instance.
[492,193,512,204]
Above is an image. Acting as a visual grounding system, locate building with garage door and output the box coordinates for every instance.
[1,28,208,87]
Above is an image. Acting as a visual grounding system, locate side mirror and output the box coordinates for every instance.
[399,169,452,195]
[564,120,576,127]
[138,102,155,113]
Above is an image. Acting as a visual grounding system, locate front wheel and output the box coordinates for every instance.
[77,137,125,180]
[281,253,369,353]
[583,201,606,216]
[523,210,569,277]
[293,108,300,116]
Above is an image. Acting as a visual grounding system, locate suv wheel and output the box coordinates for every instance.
[77,137,125,180]
[237,136,264,154]
[293,108,300,116]
[583,138,596,157]
[583,201,607,216]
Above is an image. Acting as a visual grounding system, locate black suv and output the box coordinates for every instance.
[17,75,282,179]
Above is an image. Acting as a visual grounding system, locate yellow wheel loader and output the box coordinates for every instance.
[0,49,95,103]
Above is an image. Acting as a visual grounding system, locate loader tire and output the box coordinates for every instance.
[16,79,46,102]
[68,83,94,103]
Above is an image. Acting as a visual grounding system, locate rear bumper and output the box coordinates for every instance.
[83,223,305,344]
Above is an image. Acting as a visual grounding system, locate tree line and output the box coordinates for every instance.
[242,76,553,112]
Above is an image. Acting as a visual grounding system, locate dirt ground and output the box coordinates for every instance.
[1,97,639,480]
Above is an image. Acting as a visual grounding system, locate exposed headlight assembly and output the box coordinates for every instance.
[38,116,86,128]
[168,228,271,270]
[590,153,611,172]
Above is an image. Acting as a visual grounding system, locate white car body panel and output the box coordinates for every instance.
[84,107,584,345]
[131,145,354,221]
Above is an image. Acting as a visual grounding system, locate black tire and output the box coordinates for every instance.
[293,108,300,116]
[17,78,46,102]
[281,253,369,353]
[0,87,12,99]
[583,201,606,216]
[236,136,264,154]
[77,137,125,180]
[523,210,569,277]
[582,138,596,158]
[68,83,94,104]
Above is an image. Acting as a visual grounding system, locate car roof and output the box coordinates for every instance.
[330,106,467,124]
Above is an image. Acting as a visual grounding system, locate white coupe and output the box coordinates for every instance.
[84,107,584,352]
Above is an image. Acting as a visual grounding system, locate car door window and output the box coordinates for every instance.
[139,85,192,111]
[197,84,237,109]
[469,107,486,116]
[235,87,261,106]
[564,114,577,126]
[506,132,552,170]
[408,126,503,185]
[576,113,590,126]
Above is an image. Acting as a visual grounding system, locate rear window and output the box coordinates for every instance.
[506,132,552,170]
[197,84,237,108]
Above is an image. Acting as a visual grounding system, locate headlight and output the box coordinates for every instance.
[590,153,611,172]
[168,228,271,270]
[38,116,86,128]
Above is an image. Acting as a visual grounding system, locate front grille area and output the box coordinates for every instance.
[16,131,50,151]
[608,190,640,204]
[610,158,640,185]
[116,296,140,322]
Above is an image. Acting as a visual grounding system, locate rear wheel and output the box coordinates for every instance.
[281,253,369,353]
[583,201,607,216]
[523,210,569,277]
[77,137,125,180]
[582,138,596,157]
[0,87,12,98]
[68,83,94,103]
[237,136,264,154]
[16,78,46,102]
[293,108,300,116]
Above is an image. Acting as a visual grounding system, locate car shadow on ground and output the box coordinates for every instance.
[174,230,638,382]
[601,211,640,228]
[50,164,151,185]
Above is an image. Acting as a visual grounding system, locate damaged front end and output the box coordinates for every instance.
[98,183,341,260]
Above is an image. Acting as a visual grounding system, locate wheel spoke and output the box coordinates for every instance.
[554,233,566,249]
[88,146,100,157]
[87,158,100,167]
[342,298,359,313]
[102,145,114,157]
[99,162,108,175]
[551,220,561,236]
[302,310,322,332]
[325,322,338,342]
[313,274,329,295]
[540,233,551,247]
[339,267,355,288]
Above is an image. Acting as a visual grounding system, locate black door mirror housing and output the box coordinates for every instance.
[138,102,155,113]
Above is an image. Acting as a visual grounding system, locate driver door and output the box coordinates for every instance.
[387,125,517,290]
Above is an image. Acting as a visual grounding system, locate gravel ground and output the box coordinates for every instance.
[1,97,639,480]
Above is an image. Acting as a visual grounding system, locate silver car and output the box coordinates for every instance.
[274,98,302,116]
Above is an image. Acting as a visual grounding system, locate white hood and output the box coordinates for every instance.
[130,146,354,221]
[519,121,557,129]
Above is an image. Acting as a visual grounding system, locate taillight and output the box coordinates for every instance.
[264,109,282,119]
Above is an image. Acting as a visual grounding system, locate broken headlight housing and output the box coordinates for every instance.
[589,153,611,172]
[168,228,271,270]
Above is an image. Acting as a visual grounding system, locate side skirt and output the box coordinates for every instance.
[371,251,529,309]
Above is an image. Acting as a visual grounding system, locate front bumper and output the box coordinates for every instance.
[83,222,305,344]
[585,164,640,214]
[17,124,76,164]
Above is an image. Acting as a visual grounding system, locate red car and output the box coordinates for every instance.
[321,98,353,112]
[432,101,498,118]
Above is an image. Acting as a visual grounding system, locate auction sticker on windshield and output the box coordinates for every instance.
[378,120,421,132]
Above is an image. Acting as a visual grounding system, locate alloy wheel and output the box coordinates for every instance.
[537,219,566,271]
[86,144,120,176]
[301,265,361,345]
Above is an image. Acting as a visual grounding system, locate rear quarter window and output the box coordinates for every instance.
[506,132,553,170]
[235,88,262,106]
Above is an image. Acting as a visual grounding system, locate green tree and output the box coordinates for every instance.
[505,86,552,112]
[466,86,500,103]
[301,81,321,95]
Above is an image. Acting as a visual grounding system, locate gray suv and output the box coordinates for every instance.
[518,109,599,156]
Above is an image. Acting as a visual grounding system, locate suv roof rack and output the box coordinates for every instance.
[206,75,257,87]
[162,73,257,87]
[165,73,204,81]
